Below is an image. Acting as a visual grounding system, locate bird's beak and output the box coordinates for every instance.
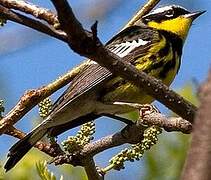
[184,10,206,20]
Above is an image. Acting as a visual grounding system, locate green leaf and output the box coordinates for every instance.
[36,161,63,180]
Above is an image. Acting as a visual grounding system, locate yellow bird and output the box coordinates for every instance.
[5,5,205,171]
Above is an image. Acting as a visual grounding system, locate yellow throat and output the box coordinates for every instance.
[147,16,193,41]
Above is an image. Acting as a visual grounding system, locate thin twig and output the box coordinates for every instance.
[0,0,58,25]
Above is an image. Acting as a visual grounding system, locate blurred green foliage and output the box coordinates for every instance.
[36,161,62,180]
[0,165,4,180]
[1,149,88,180]
[142,82,198,180]
[1,150,46,180]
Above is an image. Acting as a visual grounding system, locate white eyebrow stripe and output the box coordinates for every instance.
[109,38,150,58]
[145,5,188,16]
[149,6,173,15]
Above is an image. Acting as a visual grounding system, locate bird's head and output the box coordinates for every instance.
[141,5,205,41]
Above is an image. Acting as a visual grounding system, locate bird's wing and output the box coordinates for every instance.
[49,26,160,116]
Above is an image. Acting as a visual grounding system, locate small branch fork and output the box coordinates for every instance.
[0,0,199,179]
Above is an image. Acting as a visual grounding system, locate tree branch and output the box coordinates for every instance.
[52,121,146,166]
[142,113,192,134]
[51,0,197,123]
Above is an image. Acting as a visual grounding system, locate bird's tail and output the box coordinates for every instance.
[4,113,100,172]
[4,124,48,172]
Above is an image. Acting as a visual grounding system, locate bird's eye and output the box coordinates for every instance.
[165,10,174,17]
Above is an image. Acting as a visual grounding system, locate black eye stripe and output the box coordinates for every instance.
[143,12,173,23]
[173,7,190,16]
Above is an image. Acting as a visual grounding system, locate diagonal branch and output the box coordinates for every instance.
[51,0,197,123]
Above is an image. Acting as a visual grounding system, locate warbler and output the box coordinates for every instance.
[5,5,205,171]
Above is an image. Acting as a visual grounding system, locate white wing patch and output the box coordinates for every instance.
[89,38,150,65]
[109,38,150,58]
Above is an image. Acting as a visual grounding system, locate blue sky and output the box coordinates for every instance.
[0,0,210,179]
